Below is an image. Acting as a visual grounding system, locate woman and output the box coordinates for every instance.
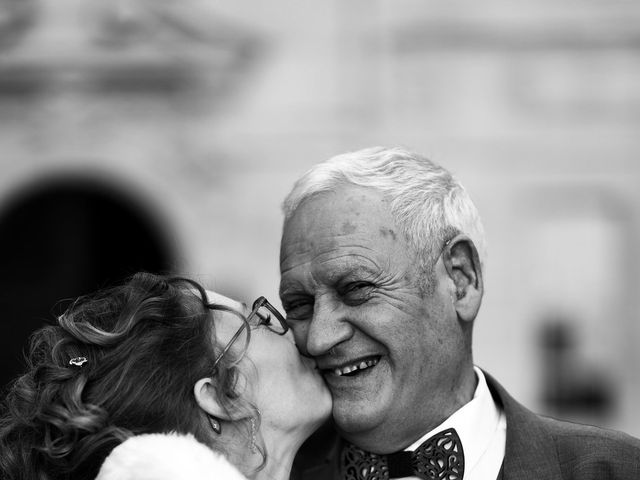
[0,272,331,480]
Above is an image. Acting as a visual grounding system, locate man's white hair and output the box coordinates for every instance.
[282,146,486,283]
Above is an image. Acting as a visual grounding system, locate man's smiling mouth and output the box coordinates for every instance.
[325,356,380,377]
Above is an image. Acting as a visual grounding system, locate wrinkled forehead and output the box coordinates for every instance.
[280,186,399,262]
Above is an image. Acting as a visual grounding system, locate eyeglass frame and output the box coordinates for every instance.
[212,296,288,370]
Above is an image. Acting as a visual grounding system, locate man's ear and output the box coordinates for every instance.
[193,378,233,421]
[441,234,483,322]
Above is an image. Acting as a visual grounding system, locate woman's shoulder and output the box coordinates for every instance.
[95,432,247,480]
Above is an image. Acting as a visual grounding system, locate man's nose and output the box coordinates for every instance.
[305,296,353,357]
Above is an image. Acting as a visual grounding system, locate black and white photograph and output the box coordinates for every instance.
[1,1,639,479]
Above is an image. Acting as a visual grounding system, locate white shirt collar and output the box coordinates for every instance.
[404,367,505,478]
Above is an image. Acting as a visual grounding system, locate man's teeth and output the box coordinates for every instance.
[333,358,379,376]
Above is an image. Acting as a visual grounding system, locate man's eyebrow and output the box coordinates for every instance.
[326,265,379,283]
[280,259,381,293]
[279,280,305,296]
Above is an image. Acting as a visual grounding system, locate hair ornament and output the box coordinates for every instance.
[69,356,88,367]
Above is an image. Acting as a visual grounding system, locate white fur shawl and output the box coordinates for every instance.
[95,433,247,480]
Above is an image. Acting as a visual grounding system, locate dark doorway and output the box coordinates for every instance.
[0,174,177,390]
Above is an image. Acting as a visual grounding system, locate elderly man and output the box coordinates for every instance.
[279,146,640,480]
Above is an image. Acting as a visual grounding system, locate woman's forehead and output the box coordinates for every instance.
[205,289,247,314]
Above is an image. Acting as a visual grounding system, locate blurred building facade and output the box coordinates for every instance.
[1,0,639,435]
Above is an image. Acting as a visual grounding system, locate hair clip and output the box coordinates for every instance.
[69,356,88,367]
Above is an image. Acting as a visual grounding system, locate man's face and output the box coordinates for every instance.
[279,185,466,451]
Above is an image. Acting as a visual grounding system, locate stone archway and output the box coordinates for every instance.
[0,174,177,389]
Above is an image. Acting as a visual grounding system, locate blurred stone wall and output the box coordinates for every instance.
[1,0,639,435]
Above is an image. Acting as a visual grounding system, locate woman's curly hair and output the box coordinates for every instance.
[0,272,257,480]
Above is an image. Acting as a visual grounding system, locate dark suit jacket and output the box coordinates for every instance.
[291,372,640,480]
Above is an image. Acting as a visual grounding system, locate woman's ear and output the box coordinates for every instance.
[193,378,231,421]
[441,234,483,322]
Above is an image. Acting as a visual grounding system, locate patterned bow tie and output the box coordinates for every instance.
[340,428,464,480]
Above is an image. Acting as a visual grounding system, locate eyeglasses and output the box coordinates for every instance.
[212,296,288,369]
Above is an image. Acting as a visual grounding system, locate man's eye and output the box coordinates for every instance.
[347,282,370,291]
[344,281,374,294]
[284,300,313,320]
[342,282,374,304]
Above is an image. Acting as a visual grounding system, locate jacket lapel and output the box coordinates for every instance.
[292,420,342,480]
[484,372,563,480]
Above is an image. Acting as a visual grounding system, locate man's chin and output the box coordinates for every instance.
[331,398,386,437]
